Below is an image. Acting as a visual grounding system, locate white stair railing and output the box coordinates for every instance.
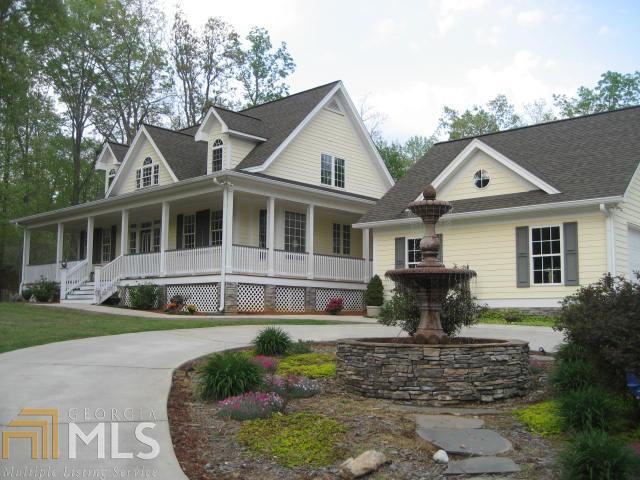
[233,245,268,274]
[94,255,126,304]
[61,259,90,299]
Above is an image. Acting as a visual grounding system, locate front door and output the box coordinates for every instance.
[140,229,152,253]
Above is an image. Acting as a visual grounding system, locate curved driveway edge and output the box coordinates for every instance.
[0,324,561,479]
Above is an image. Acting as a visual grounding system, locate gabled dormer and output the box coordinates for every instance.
[95,141,128,193]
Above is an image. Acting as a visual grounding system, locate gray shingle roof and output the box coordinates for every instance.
[143,124,208,180]
[107,142,129,163]
[358,106,640,224]
[214,107,267,138]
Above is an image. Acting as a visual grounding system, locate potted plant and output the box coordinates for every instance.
[364,275,384,317]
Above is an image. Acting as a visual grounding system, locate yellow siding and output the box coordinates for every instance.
[231,137,258,168]
[372,211,608,302]
[614,164,640,277]
[314,210,362,257]
[264,106,388,199]
[438,150,537,201]
[116,136,174,195]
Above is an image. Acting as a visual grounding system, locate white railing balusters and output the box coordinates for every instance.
[313,254,367,282]
[232,245,268,274]
[274,250,308,278]
[62,259,91,299]
[165,245,221,276]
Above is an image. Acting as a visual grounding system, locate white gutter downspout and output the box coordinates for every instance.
[601,203,617,276]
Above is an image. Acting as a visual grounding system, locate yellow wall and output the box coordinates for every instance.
[264,105,389,199]
[115,135,174,195]
[231,137,258,169]
[438,150,537,201]
[613,164,640,277]
[372,210,608,303]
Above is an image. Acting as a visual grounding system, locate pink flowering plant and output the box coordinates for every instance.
[217,391,285,421]
[264,374,320,399]
[250,355,279,373]
[325,297,344,315]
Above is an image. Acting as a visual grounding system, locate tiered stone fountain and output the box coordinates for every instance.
[336,185,530,404]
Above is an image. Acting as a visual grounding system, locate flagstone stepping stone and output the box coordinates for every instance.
[415,414,484,430]
[394,405,500,415]
[445,456,520,475]
[416,427,512,456]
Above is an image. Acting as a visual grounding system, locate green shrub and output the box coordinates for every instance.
[558,429,640,480]
[29,277,59,302]
[252,327,292,355]
[287,339,313,355]
[237,413,347,467]
[555,342,588,363]
[550,358,596,393]
[128,284,163,310]
[514,400,563,437]
[559,385,635,433]
[277,353,336,378]
[197,352,264,401]
[557,274,640,380]
[379,280,485,336]
[364,275,384,306]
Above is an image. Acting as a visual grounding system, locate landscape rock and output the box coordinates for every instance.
[417,427,512,456]
[445,456,520,475]
[416,414,484,429]
[432,449,449,464]
[339,450,388,479]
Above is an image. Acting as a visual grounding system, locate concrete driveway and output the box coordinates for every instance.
[0,323,561,479]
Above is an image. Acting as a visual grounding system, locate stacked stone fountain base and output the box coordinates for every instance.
[336,338,530,405]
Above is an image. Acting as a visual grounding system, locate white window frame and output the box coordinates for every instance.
[406,237,422,268]
[210,210,223,246]
[320,153,346,189]
[530,225,563,286]
[101,229,112,263]
[136,157,159,190]
[108,168,116,187]
[284,211,306,253]
[183,214,196,249]
[211,139,224,172]
[473,169,490,189]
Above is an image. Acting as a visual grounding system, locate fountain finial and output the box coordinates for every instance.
[423,184,437,200]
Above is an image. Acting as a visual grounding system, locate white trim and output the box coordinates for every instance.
[406,237,422,268]
[482,298,562,308]
[105,126,179,198]
[529,224,564,286]
[95,144,121,171]
[353,196,623,229]
[601,203,617,275]
[194,108,228,142]
[228,129,267,142]
[431,139,560,195]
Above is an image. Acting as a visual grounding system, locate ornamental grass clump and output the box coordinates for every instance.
[217,392,285,421]
[197,352,263,401]
[253,327,292,355]
[249,355,279,373]
[237,413,347,467]
[559,385,636,433]
[264,375,320,399]
[550,357,596,393]
[277,353,336,378]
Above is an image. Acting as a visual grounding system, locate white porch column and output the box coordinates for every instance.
[160,201,170,275]
[20,229,31,291]
[362,228,370,281]
[267,196,275,276]
[223,186,234,272]
[56,222,64,265]
[120,209,129,256]
[86,216,95,266]
[307,204,314,279]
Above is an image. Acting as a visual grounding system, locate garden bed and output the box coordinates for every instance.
[168,342,560,480]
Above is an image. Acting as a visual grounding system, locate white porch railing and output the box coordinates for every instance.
[314,254,368,282]
[94,255,127,304]
[274,249,308,278]
[24,260,83,284]
[61,260,91,299]
[233,245,268,274]
[122,252,162,278]
[165,246,222,276]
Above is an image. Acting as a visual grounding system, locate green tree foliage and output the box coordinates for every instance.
[236,27,296,107]
[554,71,640,118]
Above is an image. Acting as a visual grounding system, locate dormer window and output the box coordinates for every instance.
[136,157,159,189]
[212,139,223,172]
[108,168,116,187]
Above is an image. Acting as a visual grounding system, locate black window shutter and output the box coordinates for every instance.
[176,214,183,249]
[93,227,103,264]
[80,230,87,259]
[395,237,405,269]
[563,222,579,286]
[515,226,530,288]
[195,209,210,247]
[437,234,443,263]
[110,225,117,260]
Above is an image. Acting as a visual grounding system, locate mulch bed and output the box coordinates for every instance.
[167,344,560,480]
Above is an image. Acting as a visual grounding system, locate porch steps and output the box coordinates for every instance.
[62,282,95,304]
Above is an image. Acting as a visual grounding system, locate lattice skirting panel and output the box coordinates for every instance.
[167,283,220,313]
[274,286,305,312]
[237,283,265,313]
[316,288,365,311]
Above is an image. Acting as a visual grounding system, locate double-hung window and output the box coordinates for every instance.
[531,226,562,284]
[320,153,345,188]
[284,211,306,253]
[332,224,341,254]
[129,224,137,254]
[153,220,161,253]
[183,214,196,249]
[407,238,422,268]
[259,209,267,248]
[102,229,112,263]
[332,224,351,255]
[210,210,223,246]
[211,139,223,172]
[136,157,159,189]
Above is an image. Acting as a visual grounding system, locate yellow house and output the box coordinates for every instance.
[356,106,640,310]
[12,81,394,313]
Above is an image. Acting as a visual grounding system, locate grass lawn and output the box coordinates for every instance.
[478,308,557,327]
[0,303,360,354]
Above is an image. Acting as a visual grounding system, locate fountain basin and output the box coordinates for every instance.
[336,338,530,405]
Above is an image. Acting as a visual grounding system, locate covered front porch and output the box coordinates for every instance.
[20,185,373,306]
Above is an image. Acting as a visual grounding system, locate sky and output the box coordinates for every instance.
[160,0,640,142]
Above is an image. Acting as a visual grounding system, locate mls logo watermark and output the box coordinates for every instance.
[1,407,160,461]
